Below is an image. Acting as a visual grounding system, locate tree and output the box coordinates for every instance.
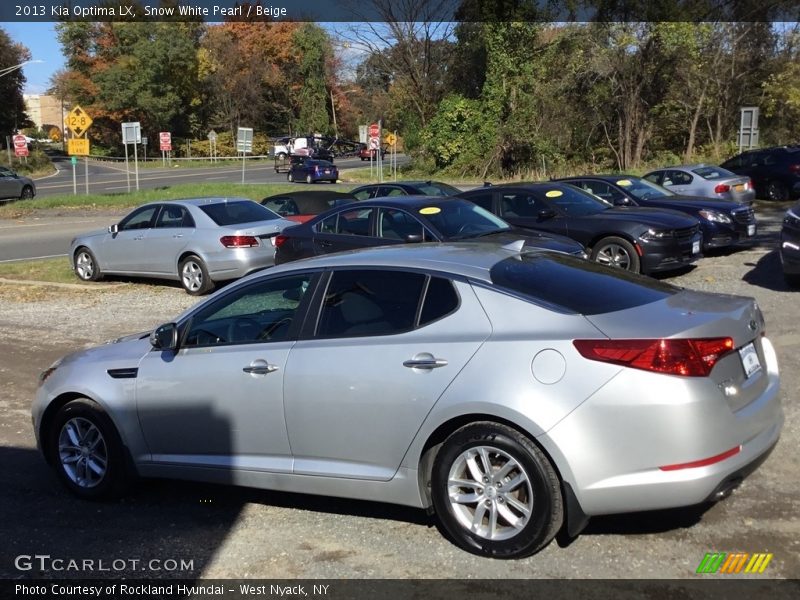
[0,27,32,142]
[292,24,332,134]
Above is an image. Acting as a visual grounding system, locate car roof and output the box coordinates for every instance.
[268,241,541,283]
[554,175,638,182]
[262,190,355,201]
[466,181,587,190]
[354,180,447,188]
[340,195,467,209]
[159,197,255,207]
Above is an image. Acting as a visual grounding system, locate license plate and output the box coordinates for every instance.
[739,342,762,378]
[324,169,330,174]
[747,224,756,236]
[692,240,700,254]
[734,184,745,192]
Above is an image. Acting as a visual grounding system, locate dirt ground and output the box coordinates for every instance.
[0,203,797,581]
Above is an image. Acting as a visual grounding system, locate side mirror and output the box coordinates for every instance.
[108,224,119,234]
[613,198,631,206]
[150,323,178,350]
[405,234,424,243]
[537,209,556,221]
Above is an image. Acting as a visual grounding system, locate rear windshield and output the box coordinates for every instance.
[691,166,736,180]
[489,254,677,315]
[199,201,280,225]
[415,182,461,196]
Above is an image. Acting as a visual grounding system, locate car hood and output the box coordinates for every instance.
[600,206,699,228]
[57,332,153,371]
[642,195,742,213]
[474,229,586,256]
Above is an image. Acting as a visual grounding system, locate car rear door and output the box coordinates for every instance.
[311,206,379,255]
[144,205,196,275]
[497,189,571,238]
[283,269,492,480]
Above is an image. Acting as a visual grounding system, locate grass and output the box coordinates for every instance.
[0,257,80,284]
[0,182,356,218]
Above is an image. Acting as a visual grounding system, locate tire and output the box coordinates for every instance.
[73,247,103,282]
[287,171,294,182]
[20,185,34,200]
[784,272,800,288]
[277,152,287,160]
[431,422,563,559]
[306,174,313,184]
[179,255,214,295]
[47,398,129,500]
[590,236,640,273]
[766,181,789,202]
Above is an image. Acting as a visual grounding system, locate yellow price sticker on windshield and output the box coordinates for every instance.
[545,190,563,198]
[419,207,441,215]
[617,179,632,186]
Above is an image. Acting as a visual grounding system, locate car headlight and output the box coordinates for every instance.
[699,209,732,224]
[640,229,671,241]
[38,358,62,387]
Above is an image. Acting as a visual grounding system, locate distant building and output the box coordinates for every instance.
[23,94,64,135]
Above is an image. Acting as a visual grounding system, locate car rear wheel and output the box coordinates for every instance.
[591,236,640,273]
[20,185,34,200]
[431,422,563,559]
[48,399,129,500]
[306,174,313,184]
[179,255,214,295]
[784,272,800,288]
[766,181,789,202]
[74,247,103,282]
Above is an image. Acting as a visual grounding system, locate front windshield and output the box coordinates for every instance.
[539,185,612,217]
[616,178,675,200]
[422,201,510,239]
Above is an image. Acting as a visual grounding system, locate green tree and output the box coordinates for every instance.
[0,27,32,142]
[292,24,331,134]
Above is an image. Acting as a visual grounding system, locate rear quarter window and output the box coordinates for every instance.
[489,254,677,315]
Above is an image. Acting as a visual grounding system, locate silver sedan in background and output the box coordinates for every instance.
[36,243,782,559]
[644,164,756,204]
[70,198,295,294]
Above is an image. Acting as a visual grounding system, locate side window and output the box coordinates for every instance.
[578,181,625,204]
[377,208,428,241]
[119,206,158,231]
[643,173,662,184]
[155,206,194,228]
[352,188,374,201]
[380,187,406,197]
[419,277,459,326]
[0,167,12,177]
[465,192,494,212]
[262,198,288,214]
[183,274,312,347]
[500,193,547,218]
[666,170,692,185]
[318,207,374,236]
[317,270,426,338]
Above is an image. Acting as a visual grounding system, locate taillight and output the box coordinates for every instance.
[789,164,800,174]
[274,234,288,248]
[714,183,730,194]
[220,235,259,248]
[573,337,735,377]
[314,166,320,173]
[746,179,753,190]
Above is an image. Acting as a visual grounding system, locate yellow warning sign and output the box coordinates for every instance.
[66,106,93,137]
[67,138,90,156]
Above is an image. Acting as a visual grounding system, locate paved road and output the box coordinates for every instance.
[0,214,120,262]
[33,154,404,197]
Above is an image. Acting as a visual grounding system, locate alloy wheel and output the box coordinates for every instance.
[182,260,203,292]
[58,417,108,489]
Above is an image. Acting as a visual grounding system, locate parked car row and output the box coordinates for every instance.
[0,165,36,202]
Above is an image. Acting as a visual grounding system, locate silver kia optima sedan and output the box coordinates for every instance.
[70,198,295,294]
[34,243,783,558]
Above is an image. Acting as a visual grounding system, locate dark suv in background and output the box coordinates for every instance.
[721,146,800,201]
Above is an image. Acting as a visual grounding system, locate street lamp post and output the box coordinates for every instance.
[0,59,42,79]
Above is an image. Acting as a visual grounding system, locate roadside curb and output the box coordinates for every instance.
[0,277,123,290]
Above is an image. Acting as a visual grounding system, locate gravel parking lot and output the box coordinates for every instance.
[0,203,797,580]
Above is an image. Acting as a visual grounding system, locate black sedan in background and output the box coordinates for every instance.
[458,182,701,274]
[556,175,757,252]
[780,202,800,287]
[260,191,356,223]
[350,181,461,200]
[287,159,338,184]
[274,196,587,265]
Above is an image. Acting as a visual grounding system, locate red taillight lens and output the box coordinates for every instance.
[274,234,288,248]
[220,235,259,248]
[314,166,320,173]
[789,164,800,174]
[714,183,730,194]
[746,179,753,189]
[573,337,735,377]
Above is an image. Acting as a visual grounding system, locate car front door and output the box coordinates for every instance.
[497,190,570,237]
[100,205,160,272]
[283,269,492,480]
[144,205,196,275]
[0,167,20,199]
[135,272,316,472]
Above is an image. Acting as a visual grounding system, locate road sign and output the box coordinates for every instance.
[358,125,368,144]
[70,156,77,165]
[141,136,148,146]
[68,139,90,155]
[159,131,172,151]
[384,133,397,146]
[208,130,217,141]
[122,122,141,144]
[236,127,253,153]
[13,134,28,157]
[368,123,380,138]
[369,137,380,150]
[66,106,93,137]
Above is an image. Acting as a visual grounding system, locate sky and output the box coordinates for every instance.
[2,22,65,95]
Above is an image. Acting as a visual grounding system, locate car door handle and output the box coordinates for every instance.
[133,236,144,240]
[243,361,279,375]
[173,234,183,239]
[318,240,333,248]
[403,357,448,370]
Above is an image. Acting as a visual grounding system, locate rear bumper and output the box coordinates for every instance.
[205,247,276,281]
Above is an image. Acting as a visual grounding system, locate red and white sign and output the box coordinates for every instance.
[13,134,28,157]
[369,137,380,150]
[368,123,380,138]
[159,131,172,151]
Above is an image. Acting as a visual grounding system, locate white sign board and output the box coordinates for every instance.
[359,125,368,145]
[236,127,253,153]
[122,122,141,144]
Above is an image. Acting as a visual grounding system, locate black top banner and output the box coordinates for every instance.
[1,0,798,23]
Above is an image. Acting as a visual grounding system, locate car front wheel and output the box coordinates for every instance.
[431,422,563,559]
[591,236,640,273]
[74,247,103,281]
[306,174,313,184]
[179,255,214,295]
[20,185,34,200]
[48,398,129,500]
[287,171,294,182]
